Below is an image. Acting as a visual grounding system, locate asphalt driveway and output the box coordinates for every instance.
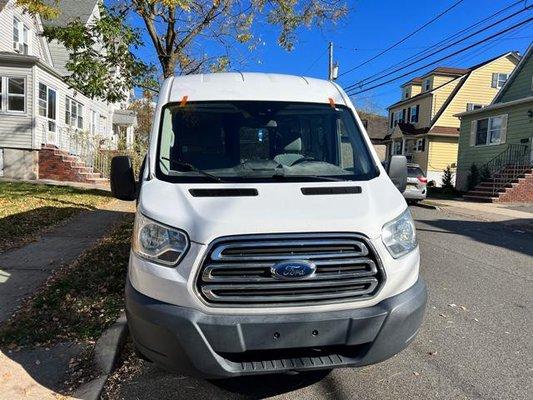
[103,206,533,400]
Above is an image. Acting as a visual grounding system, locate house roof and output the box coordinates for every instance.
[428,126,460,136]
[454,96,533,118]
[397,122,429,136]
[492,43,533,104]
[42,0,99,76]
[420,66,470,78]
[400,77,423,87]
[113,109,138,127]
[388,51,520,110]
[357,111,389,141]
[42,0,98,27]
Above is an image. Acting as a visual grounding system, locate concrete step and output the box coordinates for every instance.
[79,172,102,180]
[477,182,514,188]
[463,195,498,203]
[86,177,109,183]
[466,190,504,197]
[469,187,506,194]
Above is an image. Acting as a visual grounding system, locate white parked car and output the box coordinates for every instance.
[110,73,426,378]
[403,164,427,202]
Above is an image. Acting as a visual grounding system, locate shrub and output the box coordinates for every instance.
[467,163,480,190]
[480,165,492,182]
[442,165,454,193]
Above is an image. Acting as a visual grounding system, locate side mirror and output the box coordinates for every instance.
[110,156,136,201]
[385,155,407,193]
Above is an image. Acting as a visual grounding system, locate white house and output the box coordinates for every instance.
[0,0,136,182]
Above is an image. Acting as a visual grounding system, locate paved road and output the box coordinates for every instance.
[105,206,533,400]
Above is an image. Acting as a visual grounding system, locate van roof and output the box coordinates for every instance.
[167,72,348,105]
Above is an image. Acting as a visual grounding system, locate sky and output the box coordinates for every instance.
[124,0,533,115]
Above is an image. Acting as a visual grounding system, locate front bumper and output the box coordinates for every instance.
[403,188,427,200]
[126,278,427,378]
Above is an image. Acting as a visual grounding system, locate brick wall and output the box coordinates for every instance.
[497,173,533,202]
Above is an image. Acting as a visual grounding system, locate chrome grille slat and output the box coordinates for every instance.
[211,239,369,261]
[202,277,378,291]
[202,281,378,303]
[202,259,378,282]
[196,234,384,307]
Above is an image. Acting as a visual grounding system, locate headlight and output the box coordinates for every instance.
[381,208,417,258]
[132,213,189,266]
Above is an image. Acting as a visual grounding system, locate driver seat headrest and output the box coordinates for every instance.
[284,138,302,153]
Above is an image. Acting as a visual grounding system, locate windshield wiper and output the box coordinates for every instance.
[272,173,346,182]
[160,157,226,183]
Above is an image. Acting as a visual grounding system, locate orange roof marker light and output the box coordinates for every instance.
[328,97,335,108]
[180,96,189,107]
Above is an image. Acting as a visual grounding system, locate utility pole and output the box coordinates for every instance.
[328,42,339,81]
[328,42,334,80]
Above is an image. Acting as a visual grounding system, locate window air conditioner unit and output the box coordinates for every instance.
[14,42,24,53]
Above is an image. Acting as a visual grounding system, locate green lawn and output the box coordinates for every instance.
[0,215,133,347]
[0,181,112,252]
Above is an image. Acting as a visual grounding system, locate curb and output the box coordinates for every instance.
[415,201,441,210]
[72,313,128,400]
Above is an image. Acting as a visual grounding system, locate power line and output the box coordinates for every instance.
[303,47,328,74]
[352,0,526,87]
[345,17,533,96]
[344,5,531,92]
[338,0,465,78]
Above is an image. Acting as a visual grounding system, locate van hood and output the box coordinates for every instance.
[139,175,407,244]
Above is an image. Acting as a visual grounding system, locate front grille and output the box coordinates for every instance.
[196,233,384,307]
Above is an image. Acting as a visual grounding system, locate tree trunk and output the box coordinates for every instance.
[162,58,176,79]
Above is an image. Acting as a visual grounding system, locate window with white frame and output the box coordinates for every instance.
[475,115,506,146]
[491,73,508,89]
[99,115,107,136]
[392,110,403,126]
[415,138,425,152]
[13,17,30,54]
[65,97,84,129]
[410,105,419,123]
[90,110,98,135]
[0,77,25,113]
[393,141,403,155]
[467,103,484,111]
[423,78,431,91]
[38,83,57,132]
[404,88,410,99]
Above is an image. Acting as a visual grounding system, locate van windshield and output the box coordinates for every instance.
[156,101,379,183]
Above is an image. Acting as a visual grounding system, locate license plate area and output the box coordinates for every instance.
[240,320,350,350]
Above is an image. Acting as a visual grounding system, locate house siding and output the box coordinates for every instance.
[427,136,458,173]
[433,55,518,128]
[34,66,113,148]
[430,77,462,121]
[388,95,433,130]
[0,64,34,149]
[0,0,44,59]
[499,53,533,103]
[455,100,533,191]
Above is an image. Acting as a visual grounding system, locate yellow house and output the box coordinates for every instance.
[385,51,519,186]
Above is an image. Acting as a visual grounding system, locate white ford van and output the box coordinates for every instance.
[110,73,427,378]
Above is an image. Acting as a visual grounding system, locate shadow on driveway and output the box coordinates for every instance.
[106,361,332,400]
[416,217,533,257]
[0,204,131,398]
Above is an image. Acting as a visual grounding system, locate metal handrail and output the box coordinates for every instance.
[480,143,531,195]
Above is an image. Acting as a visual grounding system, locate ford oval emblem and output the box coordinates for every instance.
[271,260,316,280]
